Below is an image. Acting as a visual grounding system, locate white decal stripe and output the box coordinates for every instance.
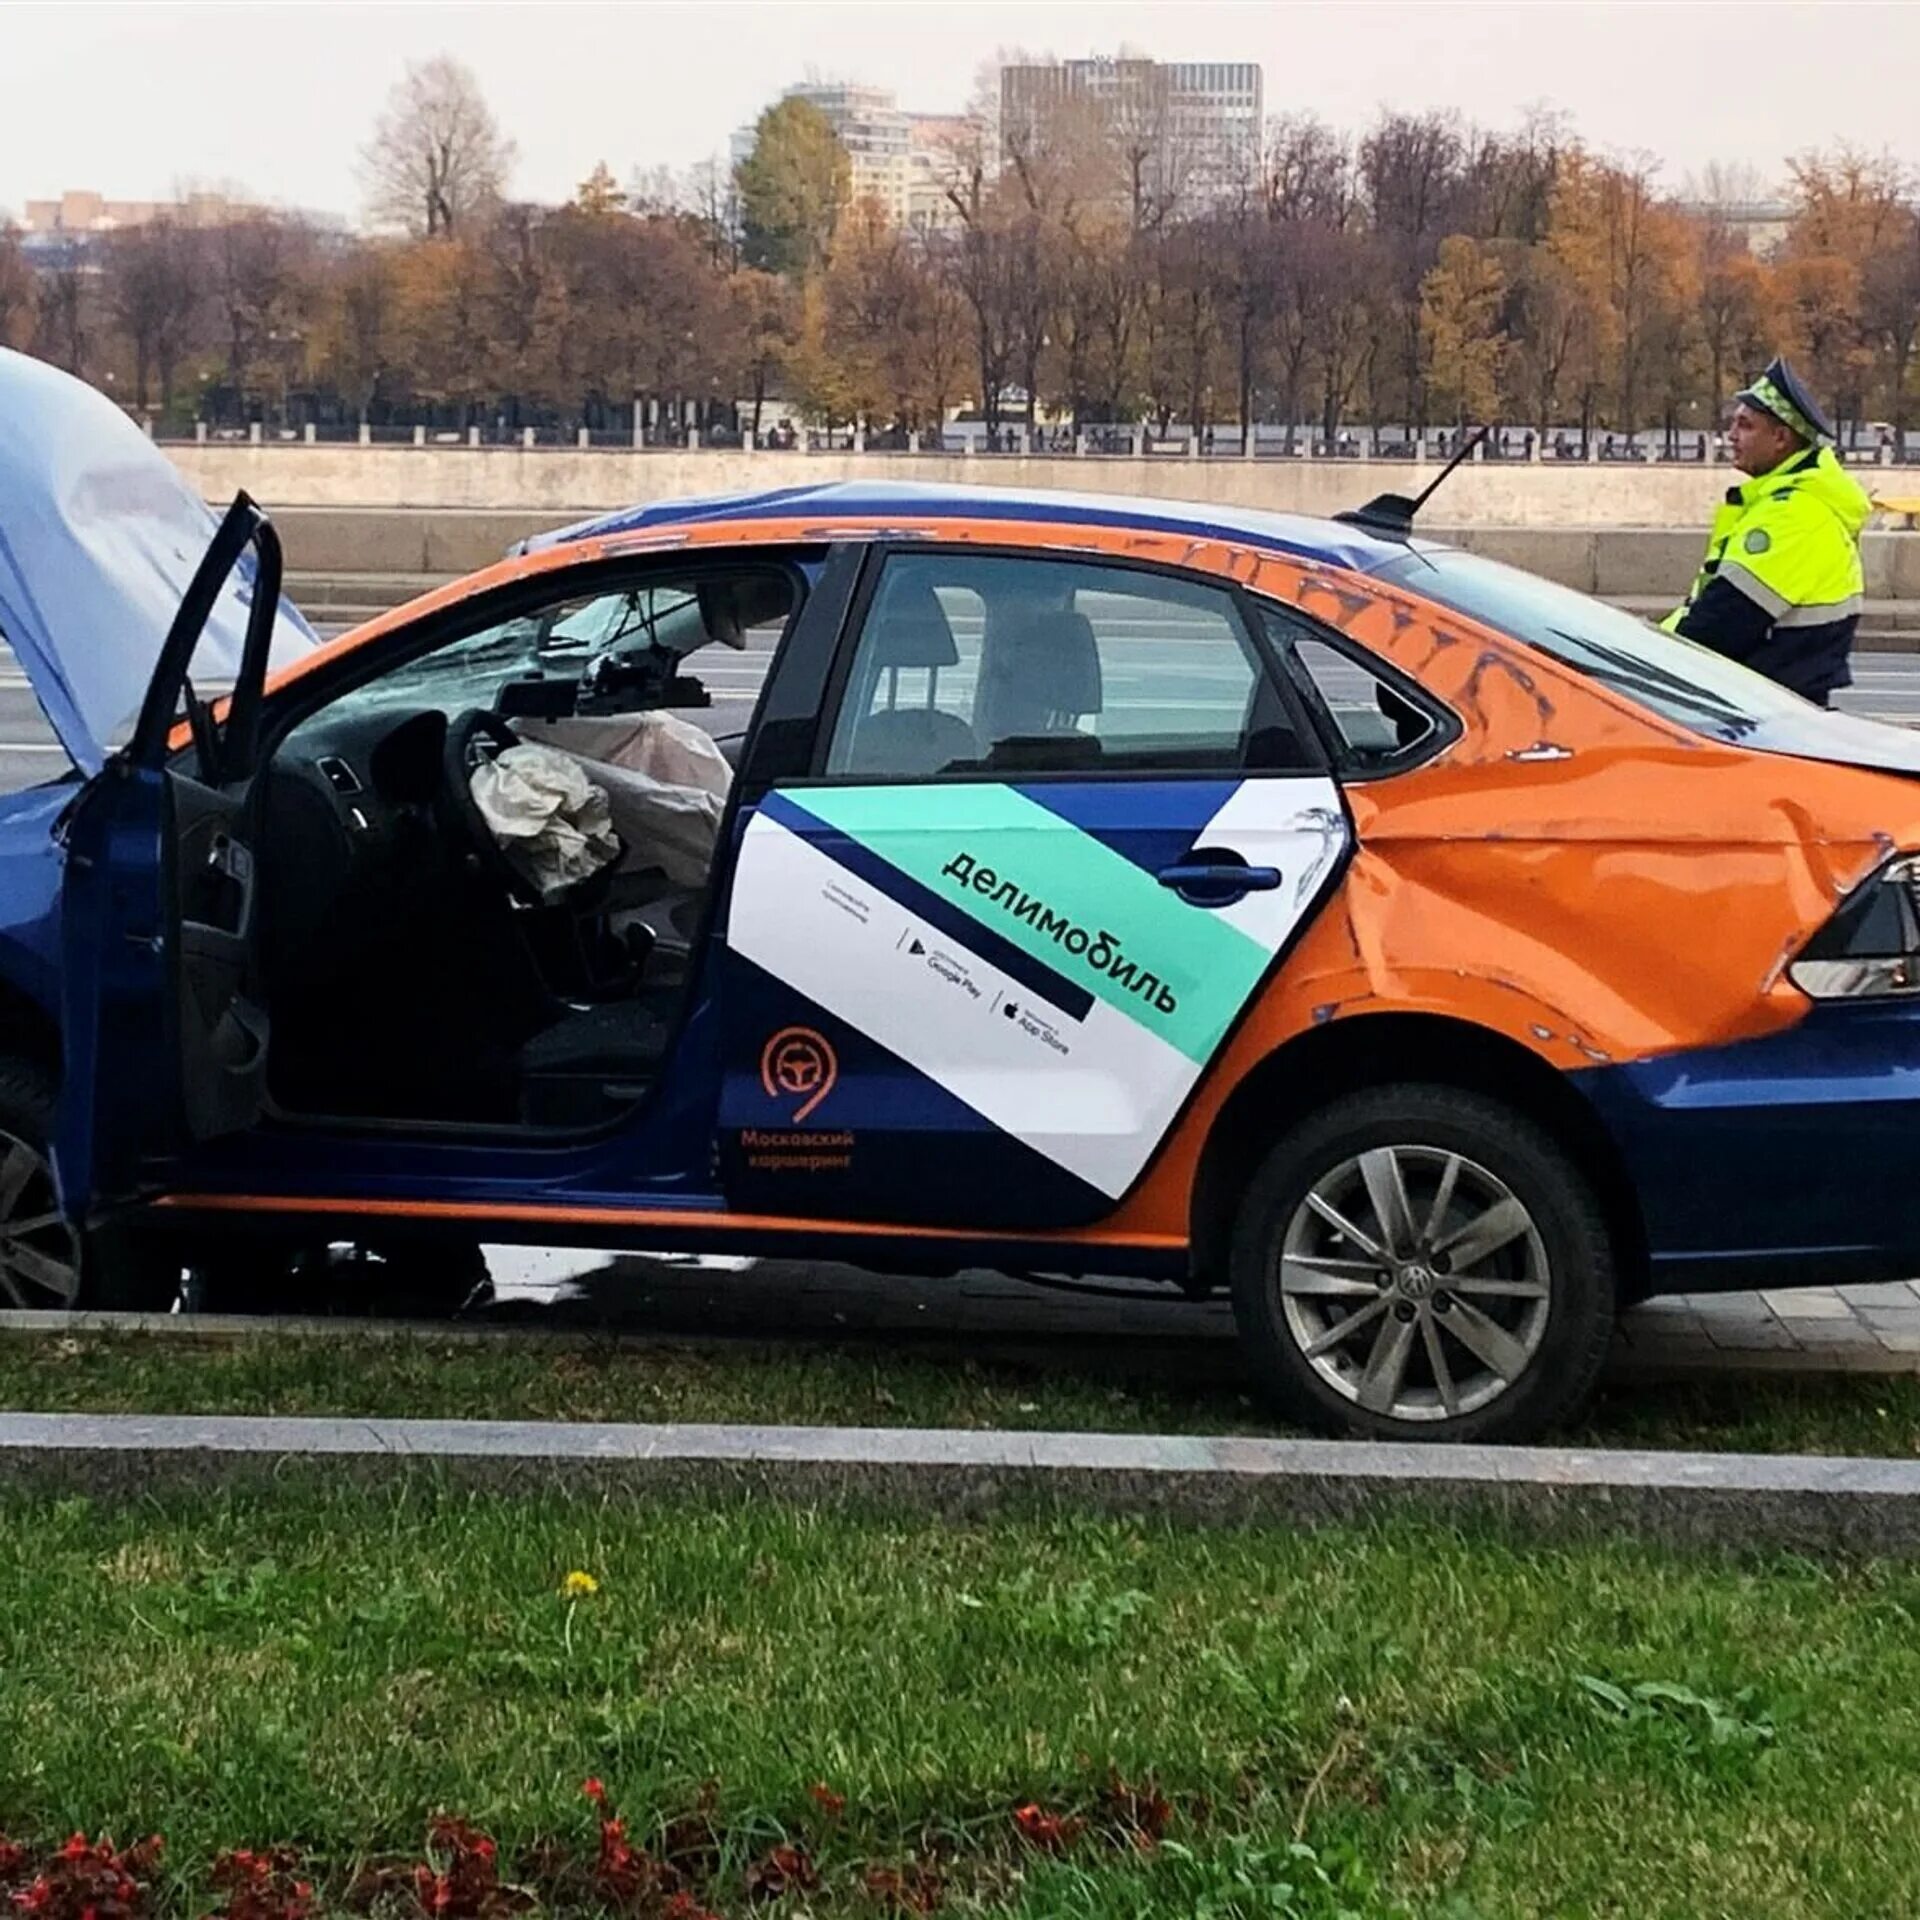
[1192,777,1351,948]
[728,812,1196,1195]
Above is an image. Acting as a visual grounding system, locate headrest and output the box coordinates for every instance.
[868,576,960,669]
[984,602,1102,717]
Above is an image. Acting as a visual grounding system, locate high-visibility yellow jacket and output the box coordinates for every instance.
[1662,445,1870,702]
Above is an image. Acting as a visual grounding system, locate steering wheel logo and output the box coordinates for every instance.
[759,1026,838,1122]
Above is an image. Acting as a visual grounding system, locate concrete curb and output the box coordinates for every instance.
[0,1309,649,1349]
[7,1310,1920,1376]
[2,1410,1917,1554]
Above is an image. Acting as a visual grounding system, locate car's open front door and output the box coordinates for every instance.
[53,495,288,1226]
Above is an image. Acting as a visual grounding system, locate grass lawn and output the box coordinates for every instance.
[2,1327,1920,1457]
[2,1481,1919,1917]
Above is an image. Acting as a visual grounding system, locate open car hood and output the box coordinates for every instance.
[0,349,316,774]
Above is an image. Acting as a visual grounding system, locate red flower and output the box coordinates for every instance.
[581,1779,606,1806]
[805,1784,845,1819]
[1011,1803,1084,1854]
[6,1833,161,1920]
[208,1847,314,1920]
[411,1817,520,1920]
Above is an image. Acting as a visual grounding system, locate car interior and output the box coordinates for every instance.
[831,557,1339,778]
[249,564,797,1133]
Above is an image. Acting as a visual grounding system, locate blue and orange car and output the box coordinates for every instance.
[6,346,1920,1440]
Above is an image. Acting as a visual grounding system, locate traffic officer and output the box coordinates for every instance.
[1662,357,1870,706]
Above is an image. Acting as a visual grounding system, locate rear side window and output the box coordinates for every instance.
[1260,607,1448,774]
[825,552,1315,779]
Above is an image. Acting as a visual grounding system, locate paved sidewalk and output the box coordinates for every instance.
[478,1248,1920,1375]
[1620,1283,1920,1369]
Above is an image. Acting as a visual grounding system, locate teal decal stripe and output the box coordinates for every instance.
[787,783,1270,1064]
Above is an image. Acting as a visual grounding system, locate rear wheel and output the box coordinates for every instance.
[1229,1084,1616,1443]
[0,1055,180,1312]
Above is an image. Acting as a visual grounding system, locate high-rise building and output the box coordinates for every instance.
[999,56,1263,204]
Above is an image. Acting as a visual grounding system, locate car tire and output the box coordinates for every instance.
[1228,1083,1616,1444]
[0,1053,180,1313]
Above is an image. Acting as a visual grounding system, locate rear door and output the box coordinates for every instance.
[716,546,1353,1231]
[54,497,289,1223]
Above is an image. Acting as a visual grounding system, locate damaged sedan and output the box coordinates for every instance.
[5,346,1920,1441]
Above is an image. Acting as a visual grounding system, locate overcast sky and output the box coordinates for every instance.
[4,0,1916,222]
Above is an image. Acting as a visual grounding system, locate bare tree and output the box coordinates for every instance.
[683,157,745,272]
[1684,160,1774,212]
[1469,110,1569,244]
[0,225,34,350]
[209,215,319,420]
[1598,156,1677,440]
[936,108,1029,437]
[362,56,515,239]
[32,264,92,377]
[103,219,205,409]
[1248,117,1357,444]
[1694,215,1771,422]
[1300,223,1384,444]
[1361,111,1471,430]
[1508,244,1594,437]
[1104,65,1188,230]
[1863,206,1920,441]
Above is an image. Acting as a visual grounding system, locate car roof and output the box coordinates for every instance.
[520,480,1443,576]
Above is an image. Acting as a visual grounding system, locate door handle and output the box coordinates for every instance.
[1157,863,1282,891]
[1157,859,1283,906]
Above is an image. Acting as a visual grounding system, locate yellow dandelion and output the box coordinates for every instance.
[562,1569,601,1598]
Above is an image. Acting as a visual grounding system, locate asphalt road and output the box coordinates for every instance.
[5,634,1920,794]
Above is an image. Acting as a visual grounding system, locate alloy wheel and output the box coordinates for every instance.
[0,1128,81,1310]
[1276,1143,1551,1423]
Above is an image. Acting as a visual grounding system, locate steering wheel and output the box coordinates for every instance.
[438,707,548,906]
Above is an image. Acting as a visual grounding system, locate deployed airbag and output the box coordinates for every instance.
[521,713,731,887]
[470,742,622,900]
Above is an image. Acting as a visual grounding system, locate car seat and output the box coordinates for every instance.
[841,577,978,776]
[974,587,1103,765]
